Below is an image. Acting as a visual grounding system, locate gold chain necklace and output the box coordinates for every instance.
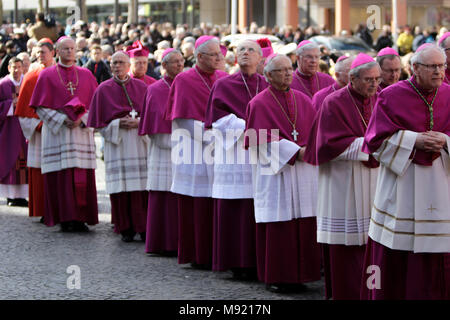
[346,86,373,129]
[56,64,79,96]
[295,70,320,98]
[268,88,299,141]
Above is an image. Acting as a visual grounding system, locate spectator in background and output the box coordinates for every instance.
[396,25,414,55]
[83,44,112,84]
[355,23,373,48]
[0,41,16,78]
[76,37,90,66]
[27,39,38,56]
[27,12,58,42]
[101,44,113,67]
[374,25,393,51]
[181,41,195,69]
[12,28,27,54]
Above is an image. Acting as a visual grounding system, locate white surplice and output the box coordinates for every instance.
[316,137,378,246]
[36,108,97,174]
[211,114,252,199]
[146,133,172,192]
[98,118,148,194]
[368,130,450,253]
[249,139,318,223]
[18,117,41,168]
[170,118,213,197]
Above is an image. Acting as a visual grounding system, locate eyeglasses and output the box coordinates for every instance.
[301,54,320,61]
[271,67,294,74]
[417,63,447,71]
[200,52,223,59]
[360,77,383,84]
[112,60,128,65]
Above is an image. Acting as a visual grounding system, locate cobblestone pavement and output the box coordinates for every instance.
[0,138,325,300]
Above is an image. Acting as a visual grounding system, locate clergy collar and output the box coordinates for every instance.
[410,75,436,95]
[296,68,316,78]
[114,74,131,85]
[58,61,75,69]
[8,74,23,86]
[195,64,216,77]
[269,84,290,94]
[163,74,174,84]
[240,70,258,80]
[348,83,371,105]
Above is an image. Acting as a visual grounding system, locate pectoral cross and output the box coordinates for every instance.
[67,81,75,95]
[129,109,138,119]
[427,204,437,214]
[292,129,299,141]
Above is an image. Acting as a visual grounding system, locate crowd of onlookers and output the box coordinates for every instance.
[0,13,448,84]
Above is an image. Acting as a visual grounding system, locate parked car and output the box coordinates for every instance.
[308,35,377,57]
[221,33,284,52]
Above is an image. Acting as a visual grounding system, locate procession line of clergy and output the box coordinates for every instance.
[3,30,449,299]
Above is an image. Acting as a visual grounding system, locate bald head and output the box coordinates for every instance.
[56,37,76,65]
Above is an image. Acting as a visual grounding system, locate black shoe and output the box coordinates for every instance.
[190,262,212,270]
[61,221,75,232]
[6,198,13,206]
[16,198,29,207]
[139,232,146,242]
[232,268,258,281]
[266,283,307,294]
[121,229,135,242]
[39,217,45,224]
[73,221,89,232]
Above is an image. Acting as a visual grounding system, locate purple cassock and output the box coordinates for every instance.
[0,76,28,187]
[290,69,336,99]
[303,84,379,300]
[138,75,179,254]
[29,64,98,227]
[88,77,149,235]
[360,77,450,300]
[205,71,268,273]
[445,68,450,85]
[244,86,322,285]
[165,66,228,266]
[311,82,341,111]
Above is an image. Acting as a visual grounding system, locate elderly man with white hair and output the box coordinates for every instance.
[304,53,381,299]
[291,40,336,99]
[139,48,185,255]
[204,39,268,280]
[244,54,320,293]
[312,55,354,111]
[88,51,149,242]
[360,44,450,300]
[165,36,228,269]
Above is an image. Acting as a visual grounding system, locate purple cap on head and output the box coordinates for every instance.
[296,40,313,49]
[194,35,218,49]
[336,55,349,62]
[161,48,175,61]
[416,43,433,52]
[377,47,399,57]
[351,53,374,69]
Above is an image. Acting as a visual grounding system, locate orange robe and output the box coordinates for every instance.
[15,66,45,217]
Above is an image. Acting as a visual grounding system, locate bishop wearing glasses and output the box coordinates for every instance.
[304,53,380,300]
[361,44,450,300]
